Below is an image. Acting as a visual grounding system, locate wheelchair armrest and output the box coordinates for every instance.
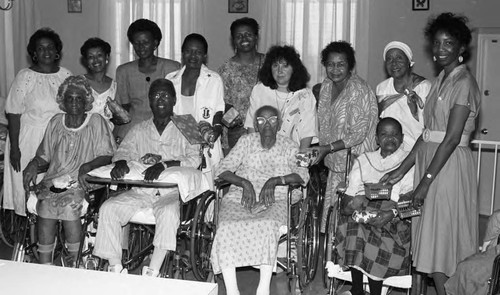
[214,178,231,189]
[287,182,303,190]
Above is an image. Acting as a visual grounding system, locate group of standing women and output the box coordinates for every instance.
[2,10,480,295]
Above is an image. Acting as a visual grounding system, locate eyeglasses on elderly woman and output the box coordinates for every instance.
[256,116,278,126]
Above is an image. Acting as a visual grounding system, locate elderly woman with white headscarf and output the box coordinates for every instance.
[376,41,431,151]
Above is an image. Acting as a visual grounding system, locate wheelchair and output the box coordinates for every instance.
[322,149,413,295]
[9,184,106,268]
[87,177,217,282]
[213,174,321,294]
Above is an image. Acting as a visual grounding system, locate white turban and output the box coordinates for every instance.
[383,41,415,67]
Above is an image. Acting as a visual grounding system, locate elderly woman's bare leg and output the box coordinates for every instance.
[221,267,240,295]
[37,217,58,264]
[256,265,273,295]
[63,219,82,265]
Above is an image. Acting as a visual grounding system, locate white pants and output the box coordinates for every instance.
[93,187,179,262]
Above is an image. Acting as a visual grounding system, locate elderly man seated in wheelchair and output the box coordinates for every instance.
[22,75,116,266]
[211,105,309,295]
[335,118,413,295]
[93,78,201,277]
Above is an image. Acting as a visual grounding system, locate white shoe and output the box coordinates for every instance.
[108,264,128,274]
[142,266,159,277]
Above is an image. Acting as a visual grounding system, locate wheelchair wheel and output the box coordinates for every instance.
[123,224,154,271]
[11,215,38,263]
[307,164,327,208]
[0,208,22,248]
[323,205,334,289]
[190,192,216,282]
[296,197,320,288]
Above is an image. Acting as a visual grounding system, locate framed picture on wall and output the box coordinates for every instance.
[412,0,429,11]
[228,0,248,13]
[68,0,82,13]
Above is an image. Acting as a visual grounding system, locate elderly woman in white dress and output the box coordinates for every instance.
[376,41,431,151]
[211,105,309,295]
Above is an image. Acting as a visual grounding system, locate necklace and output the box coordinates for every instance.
[274,90,290,116]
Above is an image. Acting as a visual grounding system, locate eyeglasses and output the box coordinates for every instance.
[151,92,173,102]
[256,116,279,126]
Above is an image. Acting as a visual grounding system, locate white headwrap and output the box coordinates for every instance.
[383,41,415,67]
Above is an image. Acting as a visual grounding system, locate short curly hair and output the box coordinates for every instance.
[230,17,260,38]
[80,37,111,58]
[259,45,310,91]
[181,33,208,54]
[320,41,356,72]
[27,28,63,64]
[424,12,472,60]
[56,75,94,113]
[127,19,162,44]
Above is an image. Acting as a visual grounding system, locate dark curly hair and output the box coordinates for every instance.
[181,33,208,54]
[230,17,260,38]
[425,12,472,60]
[27,28,63,64]
[320,41,356,72]
[56,75,94,112]
[259,45,310,91]
[80,37,111,58]
[127,19,162,44]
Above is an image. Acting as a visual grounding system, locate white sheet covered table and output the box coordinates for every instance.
[0,259,218,295]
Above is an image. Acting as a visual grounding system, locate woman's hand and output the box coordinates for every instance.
[380,168,405,186]
[241,179,257,211]
[309,145,330,165]
[78,163,93,192]
[22,160,38,191]
[259,177,279,207]
[368,210,394,228]
[412,181,431,208]
[143,163,165,182]
[110,160,130,180]
[10,146,21,172]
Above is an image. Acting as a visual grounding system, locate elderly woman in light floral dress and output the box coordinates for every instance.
[211,105,309,295]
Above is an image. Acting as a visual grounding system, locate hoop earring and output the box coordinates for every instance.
[55,54,60,60]
[32,55,38,62]
[433,56,437,62]
[458,56,463,63]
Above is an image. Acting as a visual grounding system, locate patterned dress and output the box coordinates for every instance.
[210,133,309,273]
[35,113,115,221]
[3,67,72,216]
[218,55,264,150]
[317,74,378,231]
[336,148,413,280]
[88,79,117,131]
[412,64,480,276]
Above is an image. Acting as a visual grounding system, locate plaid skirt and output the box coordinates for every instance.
[335,199,411,280]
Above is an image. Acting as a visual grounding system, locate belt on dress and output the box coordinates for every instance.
[422,129,470,146]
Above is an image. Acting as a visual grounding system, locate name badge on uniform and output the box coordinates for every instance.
[202,107,211,119]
